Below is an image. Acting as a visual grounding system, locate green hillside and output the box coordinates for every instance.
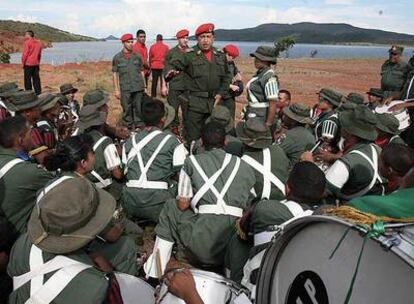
[0,20,97,42]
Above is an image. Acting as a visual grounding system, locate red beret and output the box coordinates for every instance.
[120,33,133,42]
[195,23,215,37]
[176,29,189,39]
[223,44,240,58]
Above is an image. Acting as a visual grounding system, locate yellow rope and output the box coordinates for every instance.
[322,206,414,225]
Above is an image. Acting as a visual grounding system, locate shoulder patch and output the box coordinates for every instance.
[186,48,194,53]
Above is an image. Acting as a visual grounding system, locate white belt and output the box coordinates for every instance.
[126,179,168,190]
[248,102,269,108]
[254,230,277,246]
[197,204,243,217]
[95,178,113,188]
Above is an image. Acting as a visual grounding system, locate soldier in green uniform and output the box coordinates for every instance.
[366,88,384,111]
[243,44,279,128]
[277,103,315,167]
[0,116,53,234]
[225,162,325,288]
[221,44,243,119]
[304,106,385,201]
[112,33,146,128]
[8,177,138,303]
[76,91,124,201]
[162,29,190,136]
[190,105,242,156]
[381,45,410,99]
[36,93,61,149]
[121,98,188,222]
[375,113,406,147]
[143,122,256,278]
[164,23,231,144]
[236,117,289,200]
[0,82,20,121]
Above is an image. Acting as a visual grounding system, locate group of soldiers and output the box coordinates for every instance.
[1,22,414,303]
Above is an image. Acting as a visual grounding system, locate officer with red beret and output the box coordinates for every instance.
[112,33,146,129]
[162,29,191,136]
[165,23,231,145]
[222,44,243,119]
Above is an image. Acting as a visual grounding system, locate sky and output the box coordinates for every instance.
[0,0,413,39]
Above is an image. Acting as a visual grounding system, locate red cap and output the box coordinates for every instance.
[195,23,215,37]
[120,33,133,42]
[223,44,240,58]
[176,29,189,39]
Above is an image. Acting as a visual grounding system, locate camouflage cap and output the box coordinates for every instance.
[283,103,313,124]
[83,89,108,109]
[318,88,343,107]
[250,46,278,64]
[389,45,404,55]
[206,105,234,133]
[77,105,107,129]
[7,91,41,112]
[339,106,378,141]
[376,113,401,135]
[60,83,78,95]
[346,92,365,105]
[366,88,384,99]
[38,93,61,112]
[236,117,272,149]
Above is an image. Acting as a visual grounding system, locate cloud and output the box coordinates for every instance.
[7,14,38,23]
[324,0,354,5]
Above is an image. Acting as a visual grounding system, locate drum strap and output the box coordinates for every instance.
[90,136,113,188]
[406,75,414,100]
[0,158,24,179]
[242,149,286,199]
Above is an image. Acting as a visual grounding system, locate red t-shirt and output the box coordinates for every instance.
[133,42,150,75]
[149,41,169,70]
[22,37,42,66]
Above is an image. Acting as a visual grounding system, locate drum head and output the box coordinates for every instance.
[115,273,155,304]
[256,216,414,304]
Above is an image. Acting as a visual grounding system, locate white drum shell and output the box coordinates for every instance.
[115,273,155,304]
[375,101,411,131]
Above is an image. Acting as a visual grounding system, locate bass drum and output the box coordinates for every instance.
[375,100,411,131]
[256,215,414,304]
[115,273,155,304]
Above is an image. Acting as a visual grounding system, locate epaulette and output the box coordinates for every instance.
[186,48,194,53]
[196,50,201,55]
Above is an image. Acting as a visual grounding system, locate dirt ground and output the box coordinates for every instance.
[0,57,383,125]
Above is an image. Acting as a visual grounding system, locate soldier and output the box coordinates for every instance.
[112,33,146,128]
[121,98,188,222]
[7,177,138,303]
[0,82,19,121]
[7,91,49,164]
[232,162,326,294]
[277,103,315,167]
[381,45,410,100]
[162,29,190,136]
[366,88,384,111]
[76,91,123,201]
[164,23,231,144]
[375,113,406,147]
[133,29,150,86]
[236,117,289,200]
[243,44,279,128]
[36,93,61,149]
[59,83,80,119]
[0,116,53,234]
[221,44,243,119]
[190,105,242,156]
[143,122,255,278]
[149,34,169,97]
[303,106,385,201]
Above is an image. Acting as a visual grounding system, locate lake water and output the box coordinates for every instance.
[9,40,414,65]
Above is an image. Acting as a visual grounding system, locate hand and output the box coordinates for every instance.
[177,197,191,211]
[214,94,222,107]
[115,126,130,140]
[165,269,203,304]
[229,84,239,92]
[384,96,394,105]
[301,151,315,162]
[161,85,169,97]
[114,90,121,100]
[90,252,114,272]
[315,149,342,163]
[389,103,406,112]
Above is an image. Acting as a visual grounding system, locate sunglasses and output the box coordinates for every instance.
[390,52,399,56]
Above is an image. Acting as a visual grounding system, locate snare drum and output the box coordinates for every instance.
[115,273,155,304]
[156,269,250,304]
[375,100,411,131]
[256,215,414,304]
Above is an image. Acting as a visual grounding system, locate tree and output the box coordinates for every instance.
[275,36,296,58]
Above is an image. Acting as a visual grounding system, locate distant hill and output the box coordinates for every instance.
[104,35,119,41]
[0,20,97,42]
[208,22,414,45]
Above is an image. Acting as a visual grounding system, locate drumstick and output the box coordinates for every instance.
[156,249,162,279]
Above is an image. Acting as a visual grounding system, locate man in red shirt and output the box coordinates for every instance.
[21,30,42,95]
[133,29,150,86]
[149,34,169,97]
